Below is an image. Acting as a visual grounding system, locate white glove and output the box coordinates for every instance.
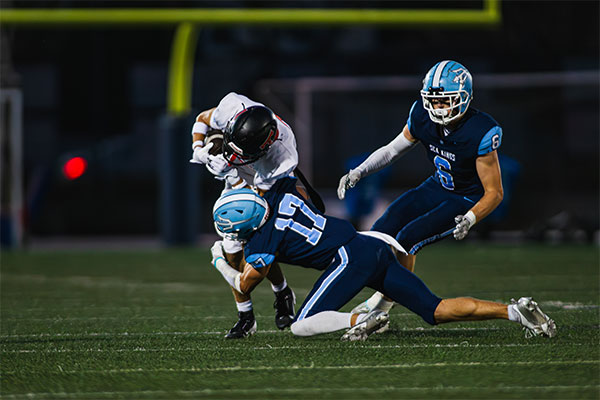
[337,169,361,200]
[189,142,214,165]
[453,211,476,240]
[206,154,231,177]
[211,240,225,266]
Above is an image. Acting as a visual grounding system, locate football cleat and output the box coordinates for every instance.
[512,297,557,338]
[273,286,296,330]
[341,310,389,342]
[225,311,257,339]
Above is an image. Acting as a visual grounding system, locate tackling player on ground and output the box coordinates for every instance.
[338,60,505,316]
[189,92,298,339]
[209,180,556,341]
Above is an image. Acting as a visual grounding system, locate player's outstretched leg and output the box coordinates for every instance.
[433,296,557,338]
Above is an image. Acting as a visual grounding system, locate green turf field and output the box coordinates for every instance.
[1,243,599,399]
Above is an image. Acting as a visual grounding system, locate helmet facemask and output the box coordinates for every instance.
[222,140,263,166]
[420,89,471,126]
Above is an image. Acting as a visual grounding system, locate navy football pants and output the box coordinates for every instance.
[294,234,442,325]
[372,176,481,254]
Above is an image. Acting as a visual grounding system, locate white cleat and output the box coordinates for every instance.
[341,310,389,341]
[512,297,557,338]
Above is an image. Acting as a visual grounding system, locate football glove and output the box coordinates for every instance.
[337,169,361,200]
[206,154,231,177]
[453,211,476,240]
[190,142,214,165]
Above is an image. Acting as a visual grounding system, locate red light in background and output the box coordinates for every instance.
[63,157,88,180]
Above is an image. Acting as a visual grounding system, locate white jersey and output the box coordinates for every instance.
[209,92,298,191]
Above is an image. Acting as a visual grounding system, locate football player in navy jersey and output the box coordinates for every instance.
[338,60,504,315]
[209,180,555,341]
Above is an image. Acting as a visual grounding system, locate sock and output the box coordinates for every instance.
[507,304,521,323]
[236,300,253,313]
[290,311,351,336]
[366,292,394,313]
[365,292,384,310]
[271,277,287,293]
[376,299,395,313]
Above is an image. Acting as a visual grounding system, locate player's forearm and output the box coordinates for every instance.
[212,257,266,294]
[469,189,503,223]
[191,108,216,147]
[213,257,243,292]
[354,131,417,178]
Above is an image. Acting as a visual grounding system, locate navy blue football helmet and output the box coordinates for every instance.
[421,60,473,125]
[213,188,270,241]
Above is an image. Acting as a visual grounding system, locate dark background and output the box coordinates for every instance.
[1,0,598,243]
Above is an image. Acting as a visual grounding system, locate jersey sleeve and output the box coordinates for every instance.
[245,252,276,269]
[210,92,263,130]
[406,101,419,133]
[477,126,503,155]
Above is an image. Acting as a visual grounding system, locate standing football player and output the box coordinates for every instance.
[209,181,555,341]
[190,92,299,339]
[337,61,504,315]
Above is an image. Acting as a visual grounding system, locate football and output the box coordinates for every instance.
[205,129,224,156]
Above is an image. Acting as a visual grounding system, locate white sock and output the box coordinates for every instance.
[271,277,287,293]
[377,299,395,313]
[290,311,352,336]
[366,292,394,313]
[507,304,521,323]
[365,292,384,310]
[236,300,253,313]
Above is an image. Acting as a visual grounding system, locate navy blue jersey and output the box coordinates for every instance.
[408,98,502,196]
[244,177,357,270]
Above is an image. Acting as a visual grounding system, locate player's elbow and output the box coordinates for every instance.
[494,188,504,205]
[486,187,503,207]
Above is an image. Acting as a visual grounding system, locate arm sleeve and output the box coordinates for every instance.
[353,132,417,178]
[213,257,242,292]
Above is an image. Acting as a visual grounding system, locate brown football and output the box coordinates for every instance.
[205,129,224,155]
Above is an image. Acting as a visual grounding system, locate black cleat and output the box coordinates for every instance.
[273,287,296,330]
[224,311,257,339]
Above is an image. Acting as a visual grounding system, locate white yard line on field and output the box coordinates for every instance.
[2,360,598,376]
[3,342,583,354]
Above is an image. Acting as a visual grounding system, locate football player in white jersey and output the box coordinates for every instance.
[190,92,299,339]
